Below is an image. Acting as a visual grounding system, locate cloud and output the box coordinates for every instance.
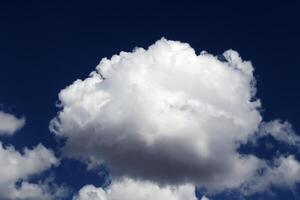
[258,120,300,146]
[0,143,57,185]
[241,155,300,195]
[51,38,300,193]
[0,142,64,200]
[2,179,69,200]
[200,196,210,200]
[0,108,68,200]
[73,178,196,200]
[0,111,25,135]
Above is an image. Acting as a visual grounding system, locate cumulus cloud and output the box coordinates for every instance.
[51,38,300,193]
[0,142,66,200]
[73,178,196,200]
[0,111,25,135]
[258,120,300,146]
[200,196,210,200]
[2,179,69,200]
[0,143,57,185]
[241,155,300,195]
[0,109,67,200]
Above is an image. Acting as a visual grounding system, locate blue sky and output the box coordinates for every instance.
[0,1,300,200]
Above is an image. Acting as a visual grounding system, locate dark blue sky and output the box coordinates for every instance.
[0,1,300,199]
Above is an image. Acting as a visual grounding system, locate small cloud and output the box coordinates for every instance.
[0,142,62,200]
[73,178,196,200]
[0,111,25,135]
[200,196,210,200]
[258,120,300,146]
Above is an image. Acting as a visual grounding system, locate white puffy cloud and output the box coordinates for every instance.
[258,120,300,146]
[2,179,69,200]
[0,142,63,200]
[241,155,300,195]
[73,178,196,200]
[0,108,68,200]
[0,111,25,135]
[0,143,57,185]
[200,196,210,200]
[51,38,300,193]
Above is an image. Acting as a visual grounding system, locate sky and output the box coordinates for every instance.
[0,1,300,200]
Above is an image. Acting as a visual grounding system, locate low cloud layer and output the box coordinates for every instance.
[51,38,300,196]
[0,111,25,135]
[74,178,197,200]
